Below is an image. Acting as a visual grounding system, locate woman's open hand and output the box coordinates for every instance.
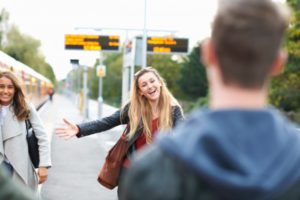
[55,118,79,140]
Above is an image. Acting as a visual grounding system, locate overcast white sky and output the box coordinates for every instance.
[0,0,285,80]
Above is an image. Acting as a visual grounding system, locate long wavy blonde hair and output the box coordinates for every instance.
[0,71,29,121]
[126,67,180,143]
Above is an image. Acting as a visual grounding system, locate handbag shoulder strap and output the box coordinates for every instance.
[122,124,130,137]
[25,119,32,131]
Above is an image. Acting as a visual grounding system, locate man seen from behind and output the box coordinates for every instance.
[120,0,300,199]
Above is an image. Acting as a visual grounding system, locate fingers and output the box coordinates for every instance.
[55,118,79,140]
[55,128,66,134]
[62,118,79,133]
[55,129,74,140]
[39,175,47,184]
[38,167,48,184]
[63,134,74,140]
[56,133,73,140]
[63,118,75,127]
[55,128,69,137]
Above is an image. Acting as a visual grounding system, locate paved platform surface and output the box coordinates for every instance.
[38,94,121,200]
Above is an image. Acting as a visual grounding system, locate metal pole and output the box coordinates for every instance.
[122,59,129,106]
[122,31,130,106]
[98,76,103,119]
[83,65,89,121]
[77,65,80,108]
[142,0,147,68]
[98,52,103,119]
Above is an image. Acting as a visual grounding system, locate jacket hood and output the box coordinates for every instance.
[157,108,300,200]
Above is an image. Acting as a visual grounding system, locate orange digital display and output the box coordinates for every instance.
[65,34,120,51]
[147,37,188,54]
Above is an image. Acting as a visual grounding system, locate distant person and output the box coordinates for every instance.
[0,71,51,196]
[0,167,38,200]
[120,1,300,200]
[48,88,54,102]
[55,67,184,198]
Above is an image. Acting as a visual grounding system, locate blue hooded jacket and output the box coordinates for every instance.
[157,108,300,200]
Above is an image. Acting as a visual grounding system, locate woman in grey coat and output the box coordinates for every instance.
[0,71,51,193]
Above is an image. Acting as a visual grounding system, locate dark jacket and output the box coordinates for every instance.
[0,168,38,200]
[77,104,184,155]
[121,108,300,200]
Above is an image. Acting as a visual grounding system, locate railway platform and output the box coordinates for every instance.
[38,94,121,200]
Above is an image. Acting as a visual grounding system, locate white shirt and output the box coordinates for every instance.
[0,105,9,125]
[1,105,11,163]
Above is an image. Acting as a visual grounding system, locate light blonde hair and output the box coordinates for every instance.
[126,67,181,143]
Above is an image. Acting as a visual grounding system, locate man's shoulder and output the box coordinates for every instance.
[121,145,218,200]
[127,144,174,176]
[273,180,300,200]
[121,145,177,199]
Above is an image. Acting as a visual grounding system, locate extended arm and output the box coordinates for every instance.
[77,108,129,137]
[56,104,129,139]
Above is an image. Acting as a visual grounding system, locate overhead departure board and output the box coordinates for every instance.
[65,34,120,51]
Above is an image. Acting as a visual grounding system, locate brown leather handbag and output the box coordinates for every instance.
[97,125,129,189]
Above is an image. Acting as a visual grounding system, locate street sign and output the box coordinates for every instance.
[65,34,120,51]
[147,37,188,54]
[97,65,106,77]
[70,59,79,65]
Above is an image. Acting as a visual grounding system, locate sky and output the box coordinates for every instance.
[0,0,285,80]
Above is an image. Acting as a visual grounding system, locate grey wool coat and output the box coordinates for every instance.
[0,103,51,191]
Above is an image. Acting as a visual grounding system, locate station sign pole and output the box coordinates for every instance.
[97,62,106,119]
[83,65,89,121]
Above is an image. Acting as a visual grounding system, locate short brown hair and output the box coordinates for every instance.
[212,0,290,88]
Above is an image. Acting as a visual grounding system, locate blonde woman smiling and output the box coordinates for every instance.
[56,67,184,198]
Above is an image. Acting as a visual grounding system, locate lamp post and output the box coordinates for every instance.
[70,59,80,107]
[142,0,147,68]
[97,53,106,120]
[83,65,89,121]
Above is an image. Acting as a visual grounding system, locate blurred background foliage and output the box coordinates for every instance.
[269,0,300,123]
[0,1,299,123]
[0,9,57,85]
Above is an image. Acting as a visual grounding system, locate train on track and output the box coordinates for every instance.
[0,50,53,108]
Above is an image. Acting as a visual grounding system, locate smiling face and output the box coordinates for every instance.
[138,72,162,103]
[0,76,15,106]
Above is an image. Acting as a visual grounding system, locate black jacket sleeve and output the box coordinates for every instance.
[172,105,184,128]
[77,104,129,137]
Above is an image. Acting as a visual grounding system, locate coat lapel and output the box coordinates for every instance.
[2,109,23,141]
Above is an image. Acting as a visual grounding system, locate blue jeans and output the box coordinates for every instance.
[1,161,13,176]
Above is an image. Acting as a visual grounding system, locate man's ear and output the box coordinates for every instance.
[271,49,287,76]
[201,38,217,68]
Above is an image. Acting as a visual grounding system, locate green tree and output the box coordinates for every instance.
[269,0,300,113]
[147,54,183,98]
[103,53,123,106]
[0,9,9,49]
[178,44,208,100]
[86,52,123,107]
[2,25,56,84]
